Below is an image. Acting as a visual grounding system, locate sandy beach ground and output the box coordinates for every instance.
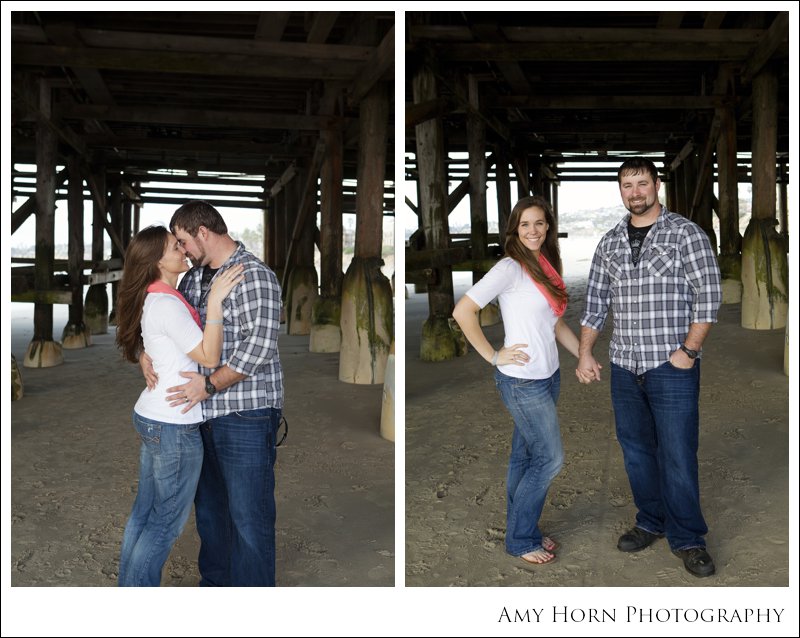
[405,236,790,587]
[10,301,394,587]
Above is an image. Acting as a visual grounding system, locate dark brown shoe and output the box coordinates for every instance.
[672,547,716,577]
[617,527,663,552]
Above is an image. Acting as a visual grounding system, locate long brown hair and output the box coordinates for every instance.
[115,225,170,363]
[504,195,567,304]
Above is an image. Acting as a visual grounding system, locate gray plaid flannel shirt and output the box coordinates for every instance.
[581,207,721,375]
[179,241,284,417]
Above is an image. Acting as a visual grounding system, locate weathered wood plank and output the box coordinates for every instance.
[437,41,759,62]
[12,44,364,80]
[59,103,344,131]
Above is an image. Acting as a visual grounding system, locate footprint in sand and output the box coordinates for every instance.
[656,567,684,585]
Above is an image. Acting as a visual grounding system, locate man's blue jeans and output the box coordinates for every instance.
[495,369,563,557]
[610,361,708,550]
[119,412,203,587]
[195,407,279,586]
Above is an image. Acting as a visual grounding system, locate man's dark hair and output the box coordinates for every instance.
[170,200,228,236]
[617,157,660,185]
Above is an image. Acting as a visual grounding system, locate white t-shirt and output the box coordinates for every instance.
[134,293,204,423]
[466,257,560,380]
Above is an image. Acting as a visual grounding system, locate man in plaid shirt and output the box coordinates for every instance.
[577,158,721,578]
[156,200,283,586]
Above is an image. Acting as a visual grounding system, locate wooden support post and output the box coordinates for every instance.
[691,132,717,250]
[467,75,488,284]
[682,153,698,220]
[25,81,63,368]
[107,180,123,326]
[412,65,460,362]
[62,156,91,349]
[778,160,788,238]
[495,149,512,246]
[716,104,742,302]
[285,165,319,336]
[742,67,787,330]
[311,122,344,353]
[514,151,529,199]
[665,171,677,211]
[339,83,392,383]
[531,156,544,199]
[84,164,108,334]
[274,188,287,292]
[467,75,498,327]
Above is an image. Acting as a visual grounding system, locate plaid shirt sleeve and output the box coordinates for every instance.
[225,263,281,376]
[581,239,612,332]
[681,225,722,324]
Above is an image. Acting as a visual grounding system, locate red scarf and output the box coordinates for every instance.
[146,280,202,328]
[525,254,567,317]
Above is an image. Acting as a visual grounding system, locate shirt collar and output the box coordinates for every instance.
[613,204,668,236]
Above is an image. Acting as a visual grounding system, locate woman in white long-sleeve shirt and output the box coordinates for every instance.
[453,195,581,566]
[114,225,243,586]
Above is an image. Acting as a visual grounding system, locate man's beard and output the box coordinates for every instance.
[626,198,656,216]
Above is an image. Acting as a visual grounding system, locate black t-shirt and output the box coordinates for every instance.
[201,265,219,298]
[627,221,653,266]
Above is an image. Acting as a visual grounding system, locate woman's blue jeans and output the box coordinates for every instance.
[118,412,203,587]
[195,407,279,587]
[495,369,563,557]
[610,361,708,550]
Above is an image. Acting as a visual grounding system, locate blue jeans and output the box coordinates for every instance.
[610,361,708,550]
[119,412,203,587]
[495,369,563,557]
[195,407,279,586]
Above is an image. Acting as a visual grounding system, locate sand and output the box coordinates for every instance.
[9,303,394,587]
[405,258,790,587]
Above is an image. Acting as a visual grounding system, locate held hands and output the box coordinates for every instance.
[494,344,530,367]
[576,353,602,384]
[166,371,208,414]
[207,264,245,305]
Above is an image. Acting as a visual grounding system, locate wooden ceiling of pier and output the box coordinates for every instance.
[11,11,395,207]
[405,11,790,177]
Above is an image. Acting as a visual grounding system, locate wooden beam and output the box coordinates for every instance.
[270,163,298,197]
[12,83,87,156]
[491,95,726,109]
[741,12,790,84]
[307,12,339,44]
[499,27,762,44]
[12,168,69,234]
[405,246,469,271]
[690,117,722,218]
[347,25,394,107]
[669,140,696,172]
[703,12,727,30]
[405,97,458,128]
[35,26,375,62]
[87,270,124,285]
[405,196,419,214]
[59,103,344,131]
[12,290,74,305]
[657,13,684,29]
[436,41,761,62]
[256,12,290,41]
[281,140,327,289]
[84,171,126,256]
[82,134,313,157]
[12,43,366,80]
[469,22,532,94]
